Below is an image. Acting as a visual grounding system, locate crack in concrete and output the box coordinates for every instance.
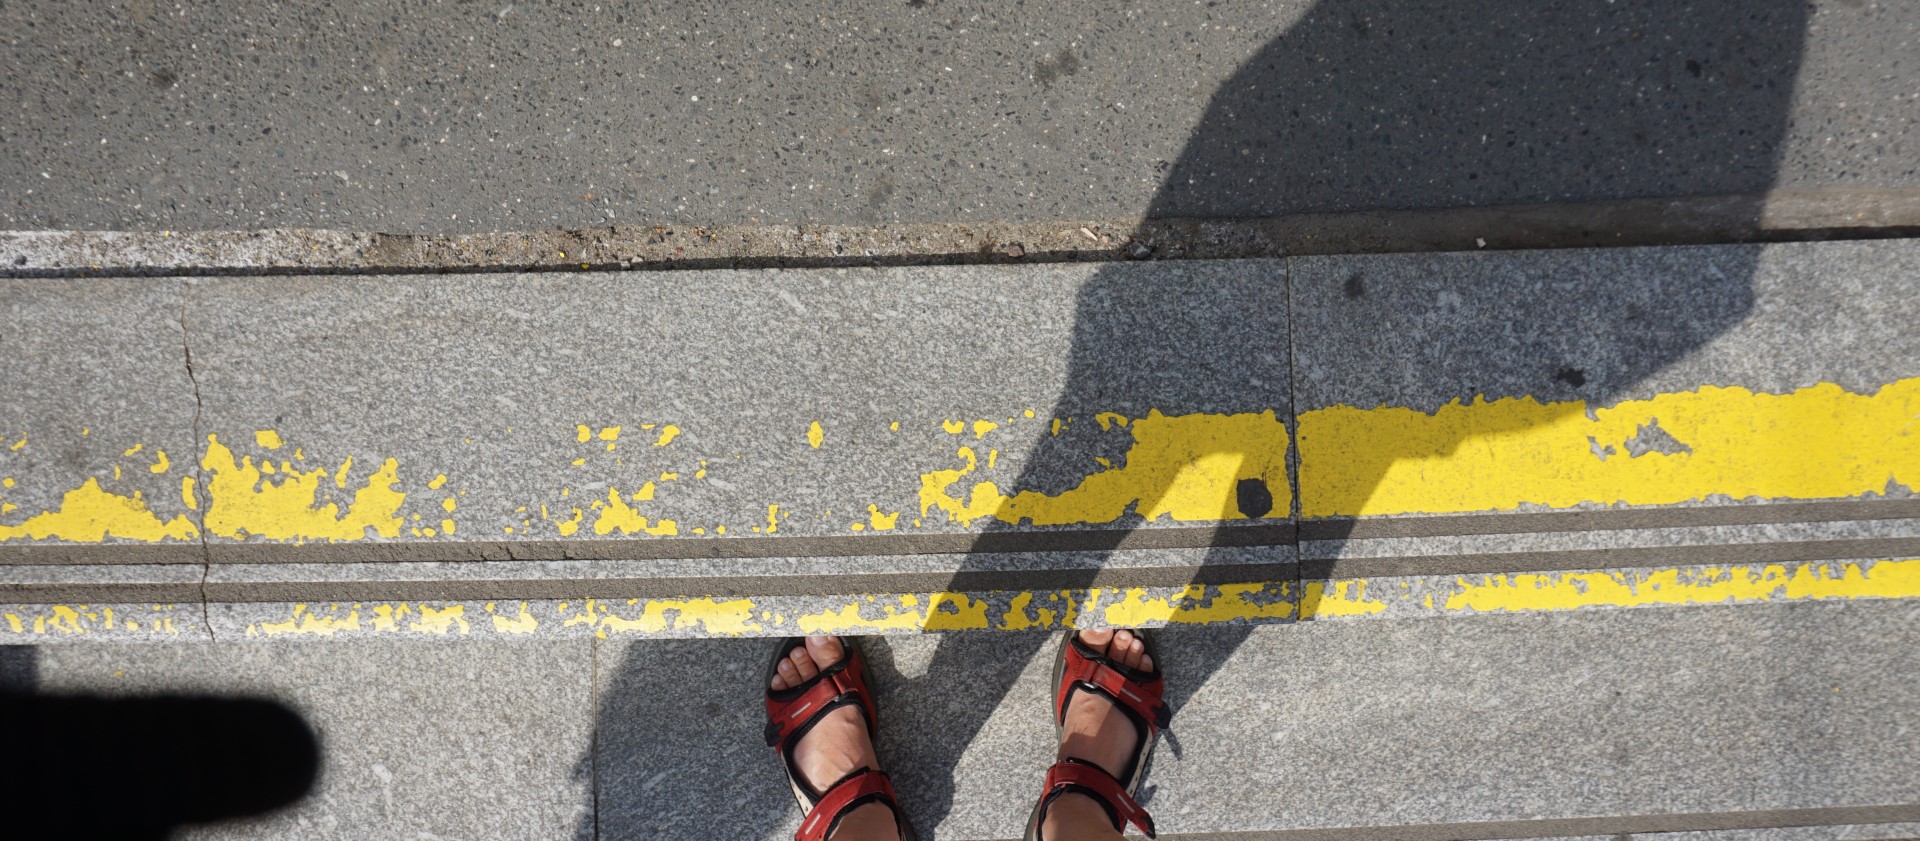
[178,278,216,640]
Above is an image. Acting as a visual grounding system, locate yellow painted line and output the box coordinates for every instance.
[0,478,197,542]
[1,603,191,638]
[2,376,1917,546]
[1440,557,1920,613]
[193,558,1920,640]
[918,409,1292,526]
[1299,377,1920,517]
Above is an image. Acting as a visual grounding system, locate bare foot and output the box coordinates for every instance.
[1042,629,1156,841]
[770,635,898,841]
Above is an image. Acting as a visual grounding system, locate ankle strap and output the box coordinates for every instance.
[797,768,904,841]
[1038,758,1156,839]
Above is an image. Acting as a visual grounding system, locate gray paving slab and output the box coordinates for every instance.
[182,260,1293,560]
[31,639,596,840]
[0,277,203,563]
[1640,825,1920,841]
[1146,600,1920,835]
[598,598,1920,839]
[1293,241,1920,410]
[2,0,1912,233]
[1289,240,1920,523]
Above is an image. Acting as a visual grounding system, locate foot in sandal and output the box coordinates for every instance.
[764,635,913,841]
[1027,628,1170,841]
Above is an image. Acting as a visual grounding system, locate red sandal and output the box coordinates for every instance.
[764,636,917,841]
[1024,630,1171,840]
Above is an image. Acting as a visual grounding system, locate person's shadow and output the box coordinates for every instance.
[904,0,1801,831]
[0,646,319,838]
[594,0,1804,836]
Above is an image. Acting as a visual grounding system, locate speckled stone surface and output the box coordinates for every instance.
[1291,241,1920,413]
[2,0,1912,233]
[182,260,1292,553]
[1140,600,1920,835]
[598,599,1920,839]
[32,639,596,840]
[0,278,203,562]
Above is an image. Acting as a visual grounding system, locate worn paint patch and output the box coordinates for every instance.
[592,487,680,536]
[1101,582,1300,626]
[1299,378,1920,517]
[0,477,198,543]
[1,603,188,638]
[1443,558,1920,613]
[487,601,540,634]
[796,592,991,633]
[920,410,1291,526]
[564,597,761,637]
[201,434,406,542]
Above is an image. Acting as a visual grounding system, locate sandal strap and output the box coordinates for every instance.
[1038,759,1156,839]
[797,768,902,841]
[1055,636,1171,735]
[765,646,877,752]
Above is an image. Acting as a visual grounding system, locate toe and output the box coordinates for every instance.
[1077,628,1115,652]
[805,634,845,672]
[790,645,821,683]
[773,656,801,690]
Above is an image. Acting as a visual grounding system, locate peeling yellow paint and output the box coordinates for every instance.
[1446,558,1920,613]
[655,425,681,447]
[428,473,448,490]
[972,419,999,439]
[489,601,539,633]
[1298,580,1388,618]
[1101,582,1297,626]
[594,487,679,536]
[942,419,966,435]
[149,449,170,474]
[563,597,762,636]
[255,603,361,637]
[796,592,989,633]
[254,430,284,450]
[807,421,825,449]
[201,435,405,542]
[0,477,197,543]
[921,410,1290,526]
[1299,378,1920,517]
[412,604,469,634]
[866,504,899,531]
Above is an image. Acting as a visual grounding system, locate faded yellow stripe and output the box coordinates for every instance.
[919,410,1291,526]
[1444,558,1920,614]
[54,559,1920,641]
[1299,378,1920,517]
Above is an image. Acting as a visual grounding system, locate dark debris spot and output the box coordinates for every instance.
[1342,272,1365,299]
[1236,478,1275,519]
[1553,367,1588,388]
[1032,48,1081,88]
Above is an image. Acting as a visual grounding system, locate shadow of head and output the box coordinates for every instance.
[1000,0,1804,525]
[0,678,318,838]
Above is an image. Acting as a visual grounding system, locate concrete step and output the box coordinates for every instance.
[5,599,1916,839]
[4,239,1920,641]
